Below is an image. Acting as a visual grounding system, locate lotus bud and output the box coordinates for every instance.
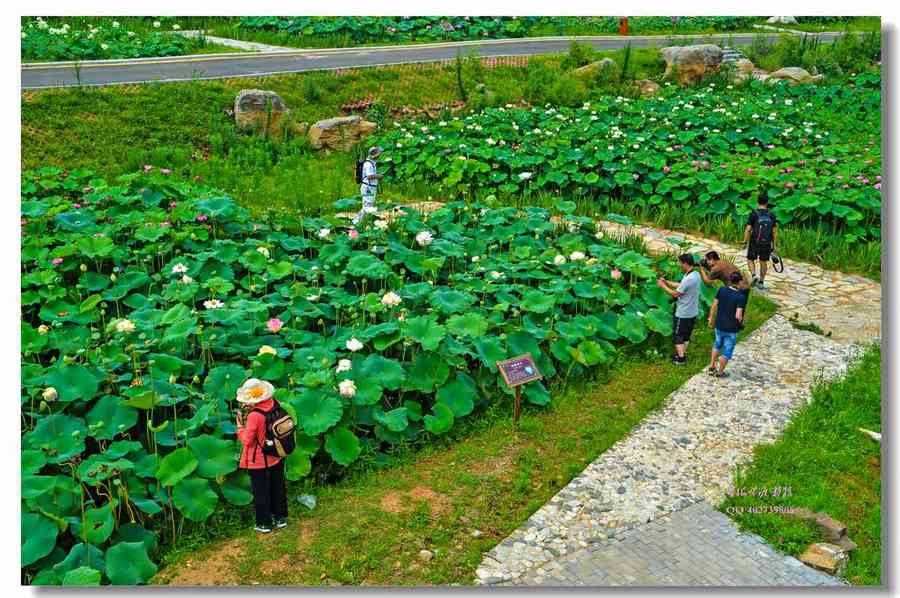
[169,374,177,384]
[37,324,50,335]
[192,375,201,384]
[42,387,58,402]
[39,400,48,411]
[110,273,117,282]
[80,263,88,272]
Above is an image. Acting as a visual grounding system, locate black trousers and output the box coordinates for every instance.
[248,460,288,527]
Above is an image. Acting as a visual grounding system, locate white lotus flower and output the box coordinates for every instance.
[42,387,58,402]
[518,172,532,181]
[374,220,389,230]
[471,256,480,263]
[153,21,161,28]
[554,255,566,265]
[381,291,402,307]
[336,359,352,373]
[258,345,278,356]
[346,337,364,352]
[318,228,331,239]
[415,231,433,247]
[569,251,586,261]
[339,379,357,399]
[172,263,188,274]
[306,294,320,302]
[115,319,135,333]
[203,299,224,309]
[490,271,503,279]
[37,324,50,335]
[236,378,275,404]
[256,246,270,258]
[172,24,181,30]
[180,275,193,284]
[112,21,120,28]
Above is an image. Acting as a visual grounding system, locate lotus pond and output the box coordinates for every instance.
[375,72,882,244]
[21,167,715,584]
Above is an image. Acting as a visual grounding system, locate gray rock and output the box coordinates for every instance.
[767,16,799,25]
[418,549,434,562]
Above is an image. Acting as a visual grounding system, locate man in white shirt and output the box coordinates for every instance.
[657,254,702,365]
[353,146,383,225]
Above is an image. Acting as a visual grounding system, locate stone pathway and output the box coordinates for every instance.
[511,502,841,586]
[475,315,859,585]
[175,30,293,53]
[594,219,881,345]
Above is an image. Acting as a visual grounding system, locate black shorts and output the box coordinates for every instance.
[673,316,696,344]
[747,242,772,261]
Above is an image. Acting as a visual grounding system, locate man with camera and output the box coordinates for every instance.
[699,251,751,303]
[743,191,778,290]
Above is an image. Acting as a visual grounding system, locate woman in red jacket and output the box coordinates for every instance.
[235,378,288,533]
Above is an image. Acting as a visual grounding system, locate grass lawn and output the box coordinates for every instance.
[153,292,778,585]
[720,344,881,586]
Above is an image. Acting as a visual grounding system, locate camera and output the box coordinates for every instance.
[699,257,711,270]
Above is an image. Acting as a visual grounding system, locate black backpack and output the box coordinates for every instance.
[355,159,373,185]
[752,209,775,244]
[252,401,296,459]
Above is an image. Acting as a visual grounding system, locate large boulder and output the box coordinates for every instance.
[308,115,378,151]
[575,58,616,76]
[731,59,772,83]
[234,89,293,138]
[633,79,662,97]
[766,67,825,85]
[660,44,723,85]
[767,16,798,25]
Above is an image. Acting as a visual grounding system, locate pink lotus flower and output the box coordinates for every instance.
[862,178,870,184]
[826,158,837,164]
[169,201,178,209]
[348,229,359,240]
[784,182,795,189]
[52,258,63,266]
[785,167,794,173]
[196,214,208,222]
[798,160,806,166]
[746,168,755,174]
[663,166,671,174]
[267,318,284,333]
[611,268,622,280]
[143,164,153,172]
[874,183,881,190]
[73,203,81,209]
[836,175,843,180]
[876,175,881,181]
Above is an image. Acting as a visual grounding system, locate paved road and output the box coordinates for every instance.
[22,32,848,89]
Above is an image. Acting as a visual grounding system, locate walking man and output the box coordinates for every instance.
[657,254,702,366]
[707,271,747,378]
[743,191,778,290]
[353,146,383,225]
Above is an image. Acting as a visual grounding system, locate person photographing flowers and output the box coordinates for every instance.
[656,254,701,366]
[235,378,289,534]
[353,146,384,225]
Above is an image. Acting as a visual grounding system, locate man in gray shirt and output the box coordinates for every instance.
[657,254,702,365]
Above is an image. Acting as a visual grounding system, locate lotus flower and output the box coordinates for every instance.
[196,214,208,222]
[267,318,284,333]
[236,378,275,404]
[415,231,433,246]
[663,166,671,174]
[339,379,357,398]
[257,247,270,258]
[306,294,320,302]
[381,291,402,307]
[143,164,153,172]
[161,168,172,175]
[346,338,364,352]
[51,258,63,266]
[611,268,623,280]
[374,220,389,230]
[203,299,224,310]
[115,319,135,333]
[874,183,882,190]
[490,271,503,279]
[348,229,360,240]
[569,251,586,261]
[554,255,566,265]
[38,324,50,335]
[318,228,331,239]
[518,172,533,181]
[258,345,278,356]
[181,275,193,284]
[172,263,188,274]
[336,359,352,373]
[42,387,58,402]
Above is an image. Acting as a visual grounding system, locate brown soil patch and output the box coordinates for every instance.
[378,485,451,518]
[164,538,244,586]
[467,452,514,478]
[22,90,40,103]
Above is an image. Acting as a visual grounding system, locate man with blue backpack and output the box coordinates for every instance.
[353,146,384,225]
[743,191,778,290]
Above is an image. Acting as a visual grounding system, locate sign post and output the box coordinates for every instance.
[496,353,543,425]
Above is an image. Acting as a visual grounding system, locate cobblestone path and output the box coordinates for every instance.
[475,316,858,586]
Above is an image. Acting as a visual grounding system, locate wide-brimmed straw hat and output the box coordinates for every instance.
[368,146,384,158]
[236,378,275,405]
